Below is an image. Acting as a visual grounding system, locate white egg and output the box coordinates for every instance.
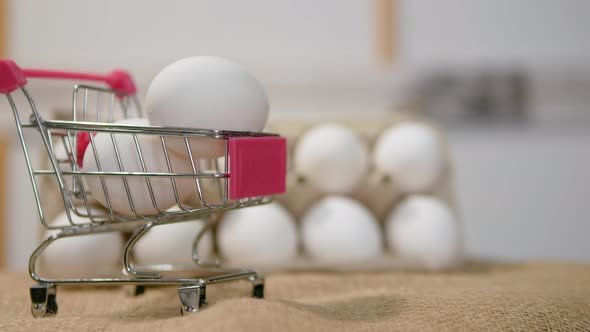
[217,202,298,267]
[294,124,369,194]
[301,196,382,263]
[52,141,72,171]
[373,122,445,193]
[386,195,462,270]
[133,206,214,266]
[146,56,269,158]
[82,118,196,215]
[38,208,124,278]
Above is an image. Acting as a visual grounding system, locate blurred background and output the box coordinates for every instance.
[1,0,589,270]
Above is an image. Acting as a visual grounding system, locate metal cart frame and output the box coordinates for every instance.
[0,59,286,317]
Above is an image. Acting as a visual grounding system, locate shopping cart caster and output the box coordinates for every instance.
[30,284,58,318]
[252,284,264,299]
[124,285,146,297]
[178,285,207,315]
[250,277,265,299]
[134,285,146,295]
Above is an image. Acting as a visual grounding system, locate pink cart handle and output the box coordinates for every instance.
[0,59,136,95]
[23,68,136,95]
[0,59,27,94]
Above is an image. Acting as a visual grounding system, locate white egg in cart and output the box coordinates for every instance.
[82,118,196,215]
[146,56,269,158]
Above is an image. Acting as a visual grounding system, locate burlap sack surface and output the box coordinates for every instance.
[2,262,589,331]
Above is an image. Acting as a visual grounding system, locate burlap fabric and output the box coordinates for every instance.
[1,262,589,331]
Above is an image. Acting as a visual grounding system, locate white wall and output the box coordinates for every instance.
[399,0,590,65]
[10,0,590,71]
[8,0,374,84]
[449,128,590,263]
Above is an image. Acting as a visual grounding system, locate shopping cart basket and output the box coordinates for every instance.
[0,59,287,317]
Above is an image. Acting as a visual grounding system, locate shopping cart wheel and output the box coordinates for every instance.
[47,294,58,315]
[30,284,58,318]
[133,285,146,296]
[178,285,207,315]
[250,277,265,299]
[252,283,264,299]
[124,285,146,296]
[249,275,265,299]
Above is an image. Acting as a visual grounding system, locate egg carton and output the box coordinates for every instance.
[219,110,461,272]
[38,110,460,273]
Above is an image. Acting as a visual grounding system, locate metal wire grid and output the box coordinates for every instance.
[8,84,274,231]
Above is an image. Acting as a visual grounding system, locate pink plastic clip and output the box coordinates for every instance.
[75,132,96,168]
[0,59,27,94]
[228,136,287,200]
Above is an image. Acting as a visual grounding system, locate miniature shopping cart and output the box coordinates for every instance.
[0,59,287,317]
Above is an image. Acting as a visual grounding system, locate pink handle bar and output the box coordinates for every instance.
[0,59,136,95]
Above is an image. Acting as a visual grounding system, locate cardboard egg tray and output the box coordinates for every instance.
[240,110,461,272]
